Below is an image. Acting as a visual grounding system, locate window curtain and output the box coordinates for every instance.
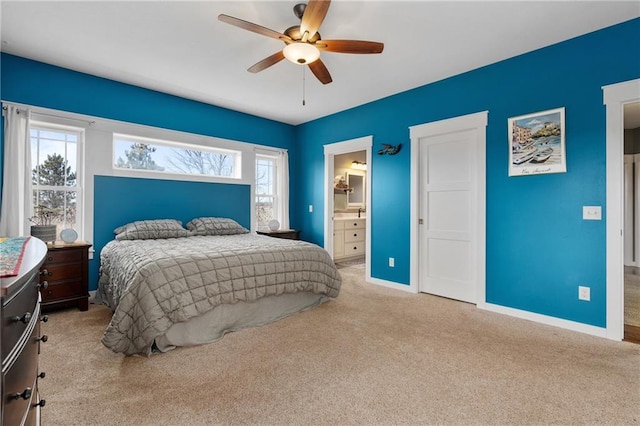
[0,104,32,236]
[277,150,290,230]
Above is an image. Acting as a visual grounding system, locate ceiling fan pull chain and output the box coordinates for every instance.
[302,66,306,106]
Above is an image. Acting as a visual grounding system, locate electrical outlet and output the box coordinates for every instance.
[308,205,313,213]
[578,286,591,301]
[389,257,395,268]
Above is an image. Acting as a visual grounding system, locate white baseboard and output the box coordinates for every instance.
[347,268,612,340]
[367,275,417,293]
[479,302,609,339]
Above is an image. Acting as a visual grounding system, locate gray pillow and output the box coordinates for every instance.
[186,217,249,236]
[114,219,192,240]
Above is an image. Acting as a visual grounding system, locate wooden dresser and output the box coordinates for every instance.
[39,242,91,312]
[1,237,48,426]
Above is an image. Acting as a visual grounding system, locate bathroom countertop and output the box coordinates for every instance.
[333,215,366,220]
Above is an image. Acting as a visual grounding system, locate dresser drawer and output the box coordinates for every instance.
[3,312,40,426]
[43,248,82,264]
[344,241,365,257]
[39,262,82,283]
[41,280,83,303]
[2,275,39,361]
[344,219,365,230]
[344,229,365,243]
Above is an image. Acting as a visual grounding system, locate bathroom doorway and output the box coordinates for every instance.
[623,101,640,343]
[323,136,372,278]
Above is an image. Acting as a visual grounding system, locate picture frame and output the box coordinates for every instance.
[508,107,566,176]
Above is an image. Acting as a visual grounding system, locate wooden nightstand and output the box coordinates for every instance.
[257,230,300,240]
[39,241,92,312]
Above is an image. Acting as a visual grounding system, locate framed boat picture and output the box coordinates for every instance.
[508,107,566,176]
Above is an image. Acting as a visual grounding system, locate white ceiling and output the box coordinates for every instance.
[1,1,639,125]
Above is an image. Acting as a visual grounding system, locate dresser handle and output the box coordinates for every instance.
[353,233,357,237]
[41,315,48,323]
[38,372,46,379]
[39,281,49,290]
[37,335,48,343]
[40,269,52,277]
[353,246,357,250]
[11,388,32,400]
[47,256,53,262]
[11,312,32,324]
[34,399,46,408]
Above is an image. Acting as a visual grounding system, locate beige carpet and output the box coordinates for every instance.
[40,266,640,425]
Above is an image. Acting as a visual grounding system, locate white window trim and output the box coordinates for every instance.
[112,132,242,180]
[30,119,86,241]
[254,147,289,232]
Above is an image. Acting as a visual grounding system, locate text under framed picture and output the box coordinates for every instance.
[508,107,566,176]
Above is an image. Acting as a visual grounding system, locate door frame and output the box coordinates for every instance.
[324,136,373,278]
[409,111,488,300]
[603,78,640,341]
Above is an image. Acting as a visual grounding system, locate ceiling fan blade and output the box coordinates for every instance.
[218,14,291,42]
[300,0,331,41]
[316,40,384,54]
[308,59,333,85]
[248,51,285,73]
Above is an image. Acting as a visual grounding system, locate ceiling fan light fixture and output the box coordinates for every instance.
[283,42,320,65]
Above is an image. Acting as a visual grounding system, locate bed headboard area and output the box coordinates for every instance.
[91,175,251,290]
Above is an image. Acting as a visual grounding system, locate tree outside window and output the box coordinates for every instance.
[30,126,81,235]
[113,135,239,178]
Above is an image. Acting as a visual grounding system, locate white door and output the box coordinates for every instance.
[419,129,478,303]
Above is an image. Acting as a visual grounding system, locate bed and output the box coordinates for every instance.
[96,218,342,355]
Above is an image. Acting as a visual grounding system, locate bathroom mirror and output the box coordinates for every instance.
[346,171,365,207]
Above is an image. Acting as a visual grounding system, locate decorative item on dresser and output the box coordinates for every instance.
[39,242,92,313]
[256,229,301,240]
[1,237,48,426]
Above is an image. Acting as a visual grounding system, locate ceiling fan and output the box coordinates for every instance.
[218,0,384,85]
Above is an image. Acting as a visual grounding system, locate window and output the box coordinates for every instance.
[113,134,241,179]
[255,154,278,231]
[255,150,289,232]
[30,123,83,237]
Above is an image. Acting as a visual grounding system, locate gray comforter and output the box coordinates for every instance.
[97,234,341,355]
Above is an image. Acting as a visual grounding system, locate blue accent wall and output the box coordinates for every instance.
[92,175,250,291]
[294,18,640,327]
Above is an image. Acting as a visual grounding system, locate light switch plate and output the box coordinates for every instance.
[582,206,601,220]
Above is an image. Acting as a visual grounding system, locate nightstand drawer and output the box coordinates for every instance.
[41,280,82,303]
[40,263,82,283]
[39,242,91,312]
[44,248,82,265]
